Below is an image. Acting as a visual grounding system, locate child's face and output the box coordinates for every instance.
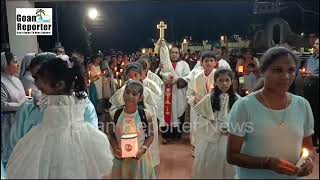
[215,73,232,93]
[248,66,255,72]
[126,70,141,81]
[244,52,252,60]
[123,86,142,105]
[201,57,215,74]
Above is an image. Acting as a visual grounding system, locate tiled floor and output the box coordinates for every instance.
[155,134,319,179]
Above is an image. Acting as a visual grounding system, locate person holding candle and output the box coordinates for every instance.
[301,37,319,151]
[242,63,259,94]
[235,48,260,93]
[1,52,26,159]
[236,48,260,74]
[107,80,155,179]
[20,53,50,101]
[6,55,113,179]
[88,53,104,112]
[109,62,160,168]
[227,47,315,178]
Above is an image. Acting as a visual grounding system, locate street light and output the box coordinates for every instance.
[88,8,98,20]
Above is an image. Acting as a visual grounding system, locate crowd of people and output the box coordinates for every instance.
[0,36,318,179]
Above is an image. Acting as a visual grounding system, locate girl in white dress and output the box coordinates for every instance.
[192,68,240,179]
[7,55,114,179]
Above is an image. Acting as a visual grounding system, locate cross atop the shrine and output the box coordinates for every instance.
[157,21,167,40]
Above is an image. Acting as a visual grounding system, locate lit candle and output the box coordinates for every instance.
[88,79,91,85]
[28,89,32,97]
[103,70,106,75]
[238,66,244,73]
[309,48,314,54]
[88,71,91,77]
[301,68,306,74]
[245,90,249,95]
[296,148,309,168]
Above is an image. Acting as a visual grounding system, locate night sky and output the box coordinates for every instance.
[35,0,319,54]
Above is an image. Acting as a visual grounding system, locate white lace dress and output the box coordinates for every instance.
[6,95,114,179]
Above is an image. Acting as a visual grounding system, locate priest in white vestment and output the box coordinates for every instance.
[156,46,190,143]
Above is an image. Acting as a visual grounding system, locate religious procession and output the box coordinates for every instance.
[1,0,319,179]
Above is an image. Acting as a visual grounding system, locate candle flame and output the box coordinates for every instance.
[238,66,244,73]
[302,148,309,157]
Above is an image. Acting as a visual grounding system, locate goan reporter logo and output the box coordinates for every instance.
[16,8,52,35]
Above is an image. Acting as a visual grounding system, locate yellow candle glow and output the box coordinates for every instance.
[245,90,249,95]
[28,89,32,97]
[238,66,244,73]
[296,148,309,168]
[301,68,306,73]
[309,48,314,54]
